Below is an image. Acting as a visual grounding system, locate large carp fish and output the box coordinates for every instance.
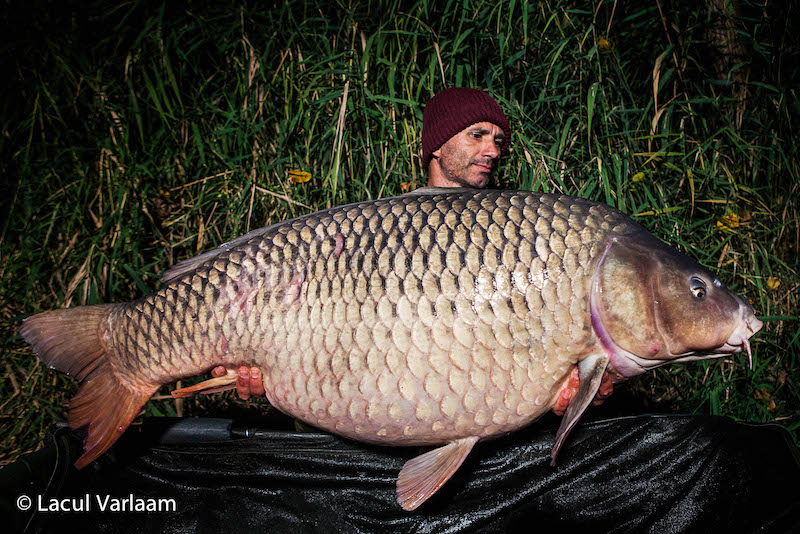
[21,187,762,510]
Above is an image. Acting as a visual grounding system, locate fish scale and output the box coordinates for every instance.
[22,187,761,510]
[103,190,624,446]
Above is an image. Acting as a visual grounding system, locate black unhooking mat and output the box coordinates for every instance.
[2,414,799,533]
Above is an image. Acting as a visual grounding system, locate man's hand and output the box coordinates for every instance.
[210,365,265,400]
[552,367,614,416]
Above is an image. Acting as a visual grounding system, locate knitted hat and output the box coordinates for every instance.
[422,87,511,170]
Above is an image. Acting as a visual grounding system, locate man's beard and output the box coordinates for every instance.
[439,157,494,188]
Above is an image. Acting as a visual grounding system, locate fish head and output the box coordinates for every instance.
[592,232,763,378]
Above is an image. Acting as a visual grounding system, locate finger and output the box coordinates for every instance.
[552,387,572,416]
[237,366,251,400]
[249,367,265,396]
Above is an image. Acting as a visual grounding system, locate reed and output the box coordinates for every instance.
[1,0,797,465]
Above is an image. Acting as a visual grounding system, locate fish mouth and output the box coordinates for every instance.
[715,306,763,369]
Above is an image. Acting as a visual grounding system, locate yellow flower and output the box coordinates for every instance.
[288,169,312,183]
[754,389,777,411]
[767,277,780,290]
[632,172,645,182]
[716,212,740,230]
[400,181,413,193]
[598,37,614,51]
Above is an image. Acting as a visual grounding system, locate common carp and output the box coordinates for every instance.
[21,188,762,510]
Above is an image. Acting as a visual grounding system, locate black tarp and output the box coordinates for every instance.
[3,414,799,533]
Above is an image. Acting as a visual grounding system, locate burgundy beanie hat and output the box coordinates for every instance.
[422,87,511,170]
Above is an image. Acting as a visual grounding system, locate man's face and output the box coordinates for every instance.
[430,122,506,188]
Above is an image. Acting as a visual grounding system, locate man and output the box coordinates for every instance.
[208,88,611,407]
[160,92,792,529]
[422,87,510,188]
[211,87,514,399]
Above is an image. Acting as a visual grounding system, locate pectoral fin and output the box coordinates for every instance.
[550,354,609,466]
[396,436,479,511]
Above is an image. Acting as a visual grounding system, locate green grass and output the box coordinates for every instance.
[1,0,798,466]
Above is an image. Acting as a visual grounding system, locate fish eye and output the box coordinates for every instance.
[689,276,707,299]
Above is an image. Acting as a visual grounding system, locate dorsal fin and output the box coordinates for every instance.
[160,189,476,285]
[160,225,281,284]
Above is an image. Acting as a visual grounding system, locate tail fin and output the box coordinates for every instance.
[20,305,158,468]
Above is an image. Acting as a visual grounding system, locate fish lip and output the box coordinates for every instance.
[719,302,763,369]
[746,312,764,337]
